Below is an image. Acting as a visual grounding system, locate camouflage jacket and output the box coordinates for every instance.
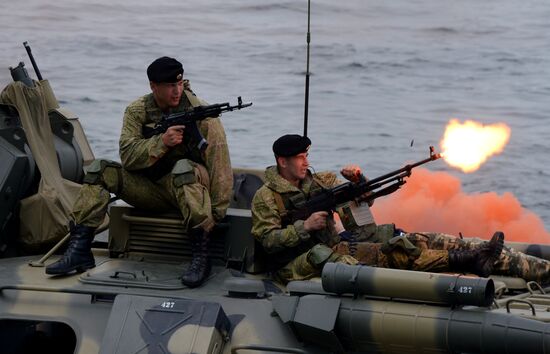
[251,166,341,258]
[119,85,233,221]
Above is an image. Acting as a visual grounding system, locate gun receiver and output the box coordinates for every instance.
[142,96,252,151]
[286,146,442,222]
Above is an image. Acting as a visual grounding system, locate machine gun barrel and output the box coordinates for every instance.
[367,145,441,186]
[23,41,43,80]
[142,97,252,151]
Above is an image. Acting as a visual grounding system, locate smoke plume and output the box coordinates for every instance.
[371,168,550,244]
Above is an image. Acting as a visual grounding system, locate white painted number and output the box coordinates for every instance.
[161,301,175,308]
[458,286,473,294]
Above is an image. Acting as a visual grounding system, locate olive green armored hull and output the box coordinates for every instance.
[2,239,550,354]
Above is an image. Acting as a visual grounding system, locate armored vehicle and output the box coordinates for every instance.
[2,46,550,354]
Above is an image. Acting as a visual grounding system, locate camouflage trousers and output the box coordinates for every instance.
[276,244,358,284]
[277,231,550,284]
[72,159,215,232]
[349,223,550,283]
[404,232,550,283]
[276,238,450,284]
[334,236,450,273]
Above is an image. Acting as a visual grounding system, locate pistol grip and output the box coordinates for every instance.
[187,121,208,152]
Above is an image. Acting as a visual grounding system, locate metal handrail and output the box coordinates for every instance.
[231,344,308,354]
[505,299,536,316]
[121,213,186,226]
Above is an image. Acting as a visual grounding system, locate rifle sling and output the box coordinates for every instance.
[184,90,202,108]
[273,192,290,226]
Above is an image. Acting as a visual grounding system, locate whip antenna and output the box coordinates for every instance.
[303,0,311,137]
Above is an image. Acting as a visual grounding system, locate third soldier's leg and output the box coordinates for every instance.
[278,244,358,284]
[335,232,504,277]
[406,232,550,282]
[333,240,450,272]
[493,247,550,283]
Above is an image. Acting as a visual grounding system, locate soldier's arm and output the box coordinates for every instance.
[119,101,170,170]
[251,189,311,254]
[200,117,233,222]
[314,171,343,187]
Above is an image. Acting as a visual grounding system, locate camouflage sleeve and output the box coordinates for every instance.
[251,187,311,254]
[119,100,169,170]
[314,171,342,188]
[200,118,232,222]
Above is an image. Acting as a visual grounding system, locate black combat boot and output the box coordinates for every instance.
[45,223,96,275]
[448,231,505,277]
[181,228,211,288]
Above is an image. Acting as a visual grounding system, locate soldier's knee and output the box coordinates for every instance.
[83,159,122,193]
[307,244,338,268]
[381,235,421,269]
[172,159,197,188]
[382,235,420,255]
[404,232,431,250]
[172,159,210,190]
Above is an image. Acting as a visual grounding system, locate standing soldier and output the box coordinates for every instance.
[251,134,549,284]
[46,57,233,288]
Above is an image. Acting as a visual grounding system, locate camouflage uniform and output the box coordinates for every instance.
[72,85,233,232]
[339,220,550,283]
[398,232,550,283]
[251,166,451,283]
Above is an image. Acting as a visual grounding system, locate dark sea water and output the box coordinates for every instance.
[1,0,549,227]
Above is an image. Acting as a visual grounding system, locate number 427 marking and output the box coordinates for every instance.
[161,301,175,308]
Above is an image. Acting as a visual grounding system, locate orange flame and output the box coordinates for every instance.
[440,119,511,173]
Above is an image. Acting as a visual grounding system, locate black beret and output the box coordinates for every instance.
[273,134,311,157]
[147,56,184,83]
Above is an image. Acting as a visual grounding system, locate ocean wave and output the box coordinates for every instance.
[422,26,459,34]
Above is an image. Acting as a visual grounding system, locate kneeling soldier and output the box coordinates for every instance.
[46,57,233,288]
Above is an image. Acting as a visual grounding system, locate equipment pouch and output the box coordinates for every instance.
[288,193,306,209]
[172,159,197,187]
[373,223,397,243]
[307,244,336,268]
[381,235,421,257]
[83,159,122,185]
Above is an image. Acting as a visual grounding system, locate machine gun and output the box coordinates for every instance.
[142,97,252,151]
[285,146,442,223]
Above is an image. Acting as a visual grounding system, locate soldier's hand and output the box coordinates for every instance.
[340,164,362,183]
[304,211,329,232]
[183,79,191,91]
[162,125,185,147]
